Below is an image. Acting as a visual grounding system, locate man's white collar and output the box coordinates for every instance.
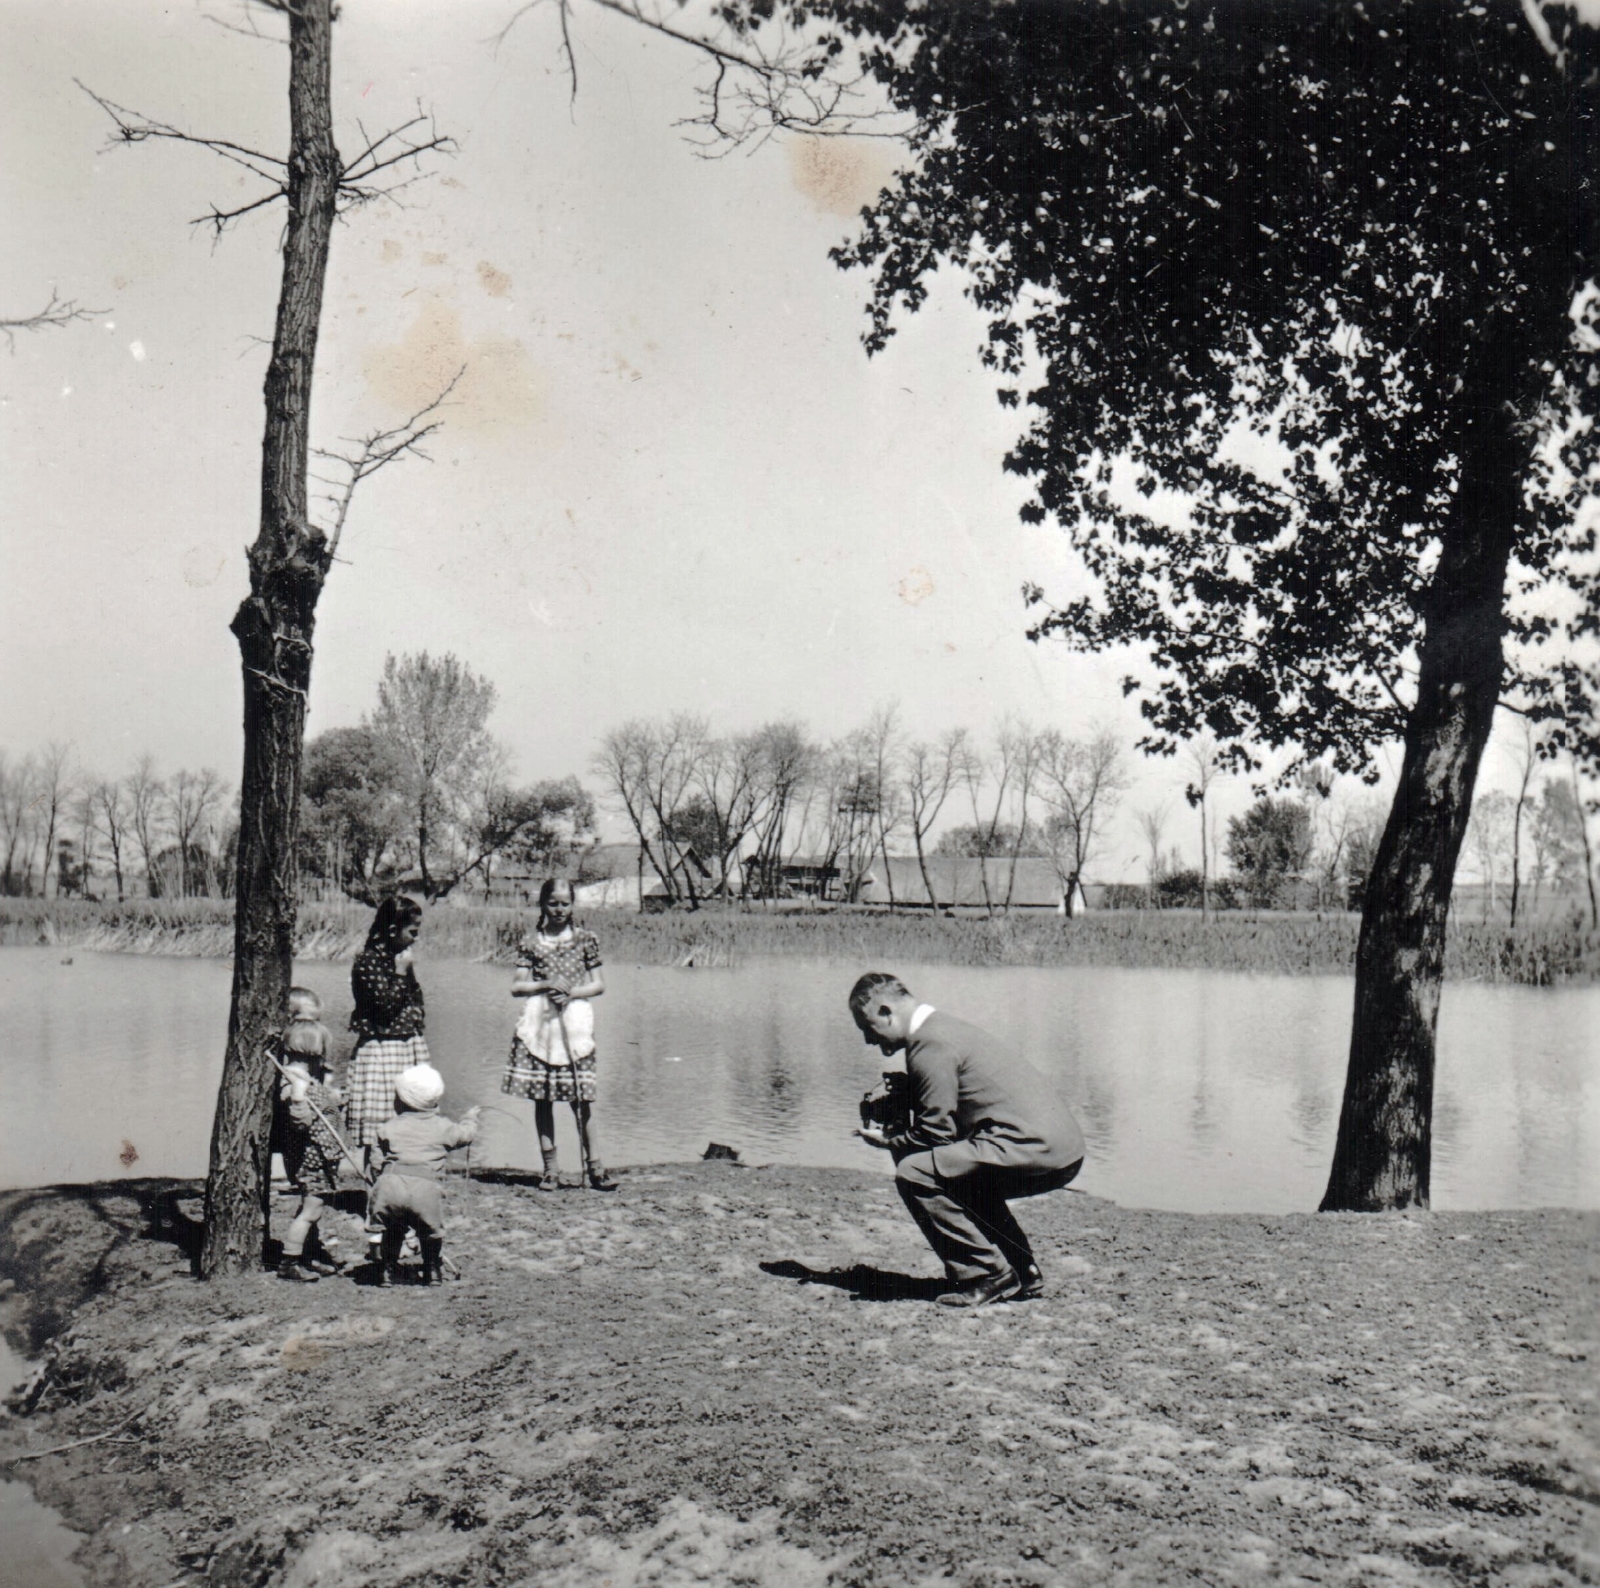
[908,1004,936,1035]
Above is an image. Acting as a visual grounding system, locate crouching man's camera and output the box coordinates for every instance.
[859,1070,911,1137]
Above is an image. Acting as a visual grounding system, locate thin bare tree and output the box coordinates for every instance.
[94,777,131,902]
[1134,802,1170,897]
[860,704,904,911]
[167,768,229,898]
[125,755,168,899]
[35,742,76,900]
[1505,718,1544,927]
[84,2,457,1274]
[901,728,968,913]
[0,752,37,897]
[1573,761,1598,930]
[1036,729,1128,916]
[1184,736,1221,922]
[743,721,815,902]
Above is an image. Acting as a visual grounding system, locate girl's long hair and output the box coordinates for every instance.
[366,893,423,952]
[537,877,574,933]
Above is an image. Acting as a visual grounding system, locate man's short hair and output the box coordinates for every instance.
[848,972,911,1014]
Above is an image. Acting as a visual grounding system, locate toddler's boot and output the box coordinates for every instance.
[420,1237,447,1286]
[302,1232,343,1277]
[377,1227,403,1288]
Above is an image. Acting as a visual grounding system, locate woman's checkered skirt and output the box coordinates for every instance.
[346,1035,431,1146]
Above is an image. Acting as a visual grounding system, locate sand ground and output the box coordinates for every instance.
[0,1166,1596,1588]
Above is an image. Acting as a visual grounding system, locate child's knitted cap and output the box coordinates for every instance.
[395,1063,446,1110]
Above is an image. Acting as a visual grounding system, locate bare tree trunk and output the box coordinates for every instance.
[1574,761,1598,931]
[202,0,339,1277]
[1320,405,1521,1213]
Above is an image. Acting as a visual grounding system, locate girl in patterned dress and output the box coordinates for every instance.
[346,895,429,1173]
[502,879,616,1191]
[276,987,349,1282]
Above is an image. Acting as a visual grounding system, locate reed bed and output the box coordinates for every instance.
[3,896,1596,984]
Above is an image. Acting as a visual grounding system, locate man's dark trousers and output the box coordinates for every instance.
[895,1151,1082,1284]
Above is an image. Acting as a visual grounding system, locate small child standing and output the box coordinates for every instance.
[276,987,349,1284]
[370,1063,480,1287]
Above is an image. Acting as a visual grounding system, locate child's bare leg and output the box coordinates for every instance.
[279,1192,326,1280]
[535,1099,559,1182]
[283,1193,324,1257]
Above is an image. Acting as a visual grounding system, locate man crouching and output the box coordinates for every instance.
[848,972,1085,1308]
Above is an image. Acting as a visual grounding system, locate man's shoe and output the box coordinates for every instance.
[935,1268,1021,1308]
[277,1256,319,1283]
[1013,1267,1045,1300]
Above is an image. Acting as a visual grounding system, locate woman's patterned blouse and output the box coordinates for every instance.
[350,944,426,1040]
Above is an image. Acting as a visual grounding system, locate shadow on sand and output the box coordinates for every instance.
[759,1258,946,1303]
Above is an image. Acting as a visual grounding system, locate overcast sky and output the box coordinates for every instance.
[3,0,1554,876]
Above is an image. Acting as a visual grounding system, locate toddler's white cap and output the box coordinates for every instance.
[395,1063,445,1110]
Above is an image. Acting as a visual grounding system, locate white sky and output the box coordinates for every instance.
[0,0,1552,878]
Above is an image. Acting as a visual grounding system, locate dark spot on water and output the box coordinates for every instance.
[119,1141,139,1168]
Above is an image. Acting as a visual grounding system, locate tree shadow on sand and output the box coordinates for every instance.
[759,1259,946,1303]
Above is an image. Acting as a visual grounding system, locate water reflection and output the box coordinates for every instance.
[1,948,1596,1213]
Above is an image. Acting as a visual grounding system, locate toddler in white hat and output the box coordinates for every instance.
[368,1063,479,1286]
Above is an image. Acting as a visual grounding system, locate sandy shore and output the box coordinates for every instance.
[1,1166,1596,1587]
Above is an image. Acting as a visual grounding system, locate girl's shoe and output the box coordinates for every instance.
[586,1169,618,1192]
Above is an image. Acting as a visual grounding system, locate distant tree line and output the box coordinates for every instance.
[11,687,1595,921]
[593,707,1134,913]
[0,743,232,901]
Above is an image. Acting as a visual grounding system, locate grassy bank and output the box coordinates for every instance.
[3,896,1598,984]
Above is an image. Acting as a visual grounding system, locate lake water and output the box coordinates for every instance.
[1,946,1596,1212]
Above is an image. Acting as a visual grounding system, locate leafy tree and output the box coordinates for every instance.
[774,0,1598,1208]
[1532,774,1588,901]
[500,777,597,877]
[1466,789,1516,920]
[300,726,407,900]
[368,652,499,897]
[1226,797,1315,909]
[935,822,1026,860]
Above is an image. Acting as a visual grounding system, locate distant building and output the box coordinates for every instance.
[859,856,1097,913]
[745,854,842,901]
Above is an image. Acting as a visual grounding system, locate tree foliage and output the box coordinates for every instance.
[1226,796,1315,907]
[811,0,1599,775]
[368,651,498,896]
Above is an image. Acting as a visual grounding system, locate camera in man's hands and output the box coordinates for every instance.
[859,1070,911,1136]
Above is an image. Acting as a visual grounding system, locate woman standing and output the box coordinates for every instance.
[502,879,616,1191]
[346,894,428,1171]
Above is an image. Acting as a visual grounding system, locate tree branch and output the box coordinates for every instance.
[496,0,905,150]
[0,290,106,353]
[316,369,464,560]
[78,81,454,237]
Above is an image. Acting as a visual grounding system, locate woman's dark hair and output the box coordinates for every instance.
[366,893,424,951]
